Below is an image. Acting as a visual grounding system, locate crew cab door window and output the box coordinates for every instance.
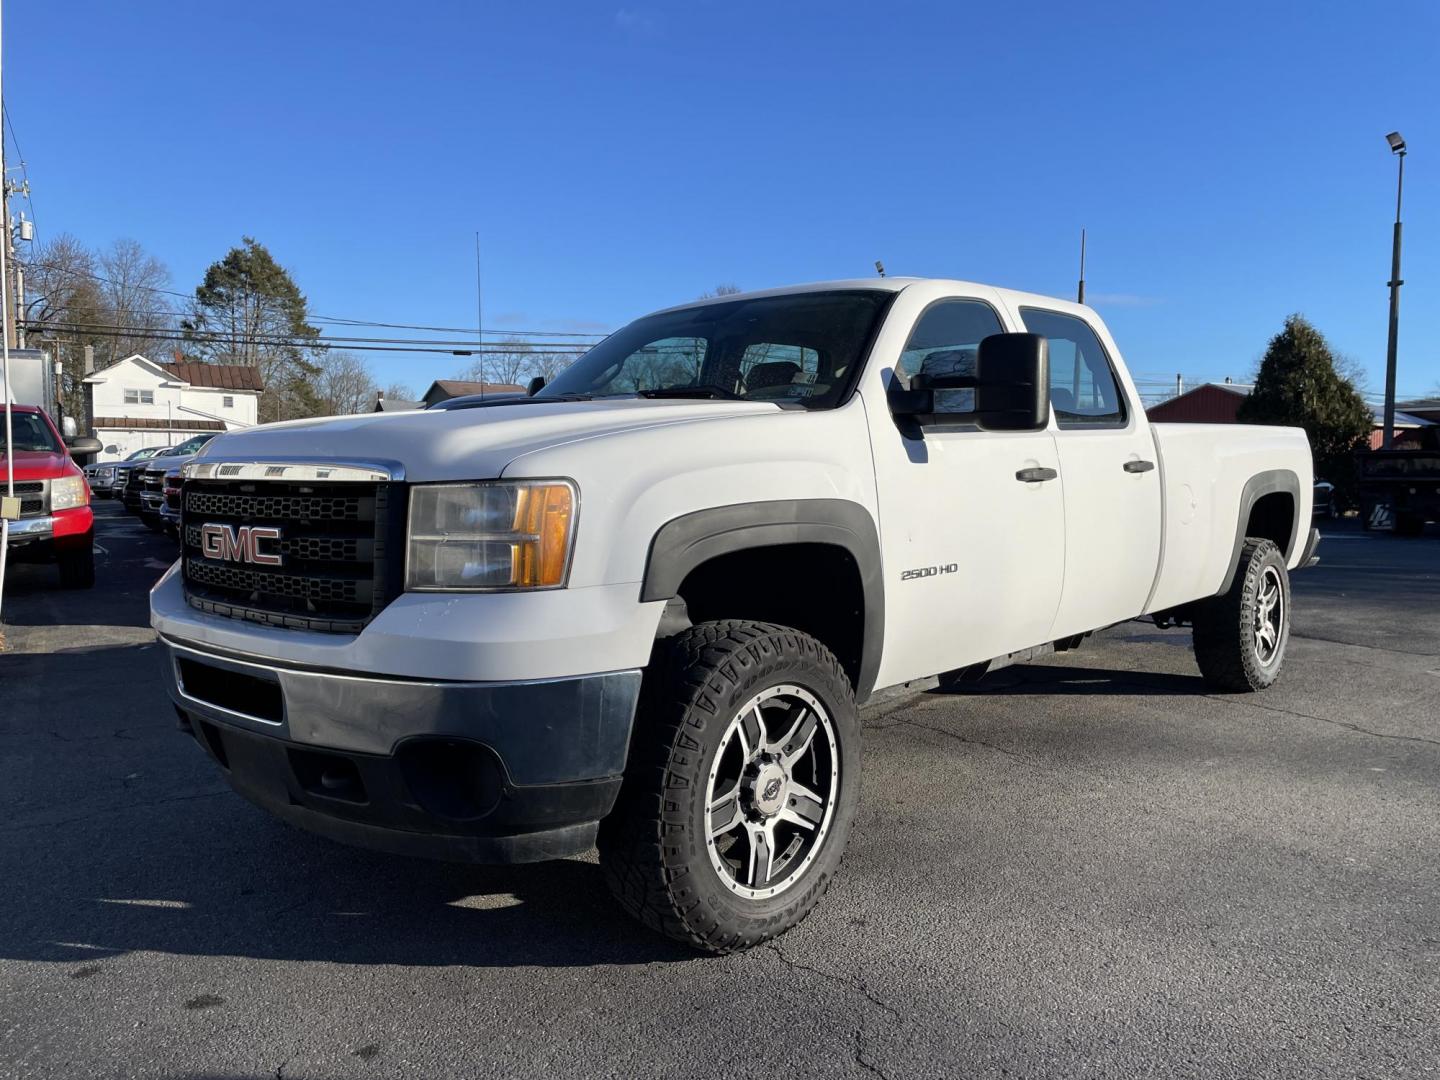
[896,299,1005,413]
[867,295,1065,686]
[1018,308,1126,428]
[1016,308,1161,637]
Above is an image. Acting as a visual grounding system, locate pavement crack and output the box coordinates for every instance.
[872,713,1052,773]
[764,941,899,1018]
[854,1027,893,1080]
[1209,694,1440,749]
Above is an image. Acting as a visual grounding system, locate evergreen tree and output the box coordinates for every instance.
[1238,315,1372,500]
[182,238,323,422]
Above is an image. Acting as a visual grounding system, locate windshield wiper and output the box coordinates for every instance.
[634,385,743,401]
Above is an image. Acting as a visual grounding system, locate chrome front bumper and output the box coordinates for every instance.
[3,515,55,544]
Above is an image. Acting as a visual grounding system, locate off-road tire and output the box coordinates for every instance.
[1192,538,1289,692]
[57,544,96,589]
[598,620,860,953]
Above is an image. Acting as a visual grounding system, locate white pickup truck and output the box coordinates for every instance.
[151,278,1318,951]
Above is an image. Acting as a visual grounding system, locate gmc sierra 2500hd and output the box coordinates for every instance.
[151,279,1318,951]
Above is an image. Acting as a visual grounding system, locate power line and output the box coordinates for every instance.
[28,321,592,357]
[21,258,609,339]
[28,318,594,352]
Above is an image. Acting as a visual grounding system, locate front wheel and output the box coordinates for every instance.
[1192,538,1290,692]
[598,621,859,953]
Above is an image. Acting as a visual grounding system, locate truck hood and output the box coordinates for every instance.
[0,449,77,482]
[190,398,784,482]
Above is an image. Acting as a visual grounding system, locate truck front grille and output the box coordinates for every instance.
[11,480,45,517]
[181,478,404,634]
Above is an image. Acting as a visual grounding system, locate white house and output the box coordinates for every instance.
[83,354,263,461]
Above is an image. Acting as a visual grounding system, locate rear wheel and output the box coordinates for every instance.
[598,621,859,953]
[57,542,96,589]
[1192,538,1289,692]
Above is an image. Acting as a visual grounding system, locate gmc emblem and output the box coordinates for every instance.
[201,523,284,567]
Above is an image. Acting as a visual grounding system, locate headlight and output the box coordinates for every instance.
[51,475,90,511]
[406,480,577,591]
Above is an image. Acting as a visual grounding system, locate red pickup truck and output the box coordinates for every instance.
[2,404,98,587]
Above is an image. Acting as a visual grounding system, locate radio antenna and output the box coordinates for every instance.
[1077,228,1086,304]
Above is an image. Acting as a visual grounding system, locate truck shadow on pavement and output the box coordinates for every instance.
[0,641,696,971]
[932,664,1209,697]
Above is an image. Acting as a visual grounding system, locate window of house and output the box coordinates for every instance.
[222,395,234,409]
[895,299,1006,414]
[1018,308,1127,428]
[124,388,155,405]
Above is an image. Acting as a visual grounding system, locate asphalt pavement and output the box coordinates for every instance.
[1,502,1437,1079]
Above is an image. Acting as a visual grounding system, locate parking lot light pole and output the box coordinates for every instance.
[1382,131,1406,450]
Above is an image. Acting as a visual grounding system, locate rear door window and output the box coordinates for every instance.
[1019,308,1127,428]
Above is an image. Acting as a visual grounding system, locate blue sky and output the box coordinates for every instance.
[8,0,1438,400]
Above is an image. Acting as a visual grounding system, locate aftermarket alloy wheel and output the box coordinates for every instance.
[598,621,859,953]
[1192,538,1290,692]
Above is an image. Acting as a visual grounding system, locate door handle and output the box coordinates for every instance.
[1015,467,1058,483]
[1123,459,1156,474]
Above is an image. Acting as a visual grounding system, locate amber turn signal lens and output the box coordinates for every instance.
[512,483,575,588]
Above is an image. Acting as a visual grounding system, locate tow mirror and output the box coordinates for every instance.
[526,376,546,396]
[889,332,1050,432]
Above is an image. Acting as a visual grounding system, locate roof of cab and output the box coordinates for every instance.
[651,277,1094,319]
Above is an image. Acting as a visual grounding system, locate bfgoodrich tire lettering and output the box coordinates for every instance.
[1192,538,1290,692]
[597,620,860,953]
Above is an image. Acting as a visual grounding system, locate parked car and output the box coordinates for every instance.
[158,463,185,539]
[152,278,1318,951]
[89,446,164,498]
[119,447,174,513]
[1313,479,1336,518]
[2,404,101,587]
[138,433,218,531]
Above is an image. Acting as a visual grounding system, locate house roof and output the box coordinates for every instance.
[160,361,263,391]
[1146,383,1252,423]
[92,416,228,432]
[84,354,263,391]
[424,379,526,401]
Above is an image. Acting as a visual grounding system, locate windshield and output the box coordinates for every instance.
[537,290,894,408]
[1,412,61,454]
[171,434,215,455]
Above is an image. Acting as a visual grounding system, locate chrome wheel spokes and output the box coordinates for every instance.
[703,685,840,900]
[1253,566,1285,665]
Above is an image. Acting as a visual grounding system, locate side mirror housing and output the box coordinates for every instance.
[526,376,546,396]
[65,435,104,458]
[890,332,1050,432]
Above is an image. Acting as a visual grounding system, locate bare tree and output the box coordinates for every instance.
[315,351,378,416]
[531,347,585,384]
[698,283,741,299]
[460,337,534,387]
[382,382,417,403]
[21,234,108,420]
[96,238,175,365]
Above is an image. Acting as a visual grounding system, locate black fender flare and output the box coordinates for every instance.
[1217,468,1302,594]
[641,499,885,701]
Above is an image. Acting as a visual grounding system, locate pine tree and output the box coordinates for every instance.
[1238,315,1372,501]
[182,238,324,422]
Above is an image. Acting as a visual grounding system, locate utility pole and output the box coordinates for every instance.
[1382,132,1407,449]
[474,231,484,399]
